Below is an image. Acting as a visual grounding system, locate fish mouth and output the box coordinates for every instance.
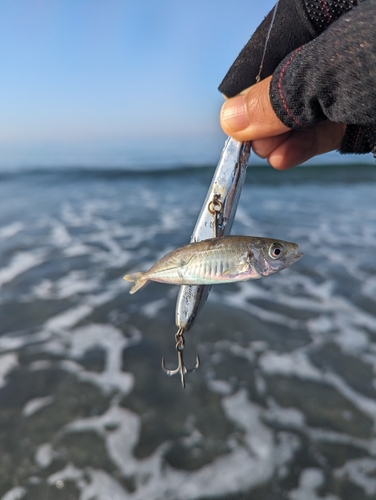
[291,251,303,263]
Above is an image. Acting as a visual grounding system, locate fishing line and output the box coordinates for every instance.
[256,0,280,83]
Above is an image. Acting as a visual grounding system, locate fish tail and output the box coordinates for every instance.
[123,272,147,294]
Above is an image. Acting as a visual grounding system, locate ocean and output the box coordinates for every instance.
[1,160,376,500]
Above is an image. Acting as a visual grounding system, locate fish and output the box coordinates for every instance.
[124,235,302,294]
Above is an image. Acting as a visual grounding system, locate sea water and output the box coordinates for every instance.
[0,163,376,499]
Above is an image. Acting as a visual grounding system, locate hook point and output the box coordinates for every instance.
[161,330,199,388]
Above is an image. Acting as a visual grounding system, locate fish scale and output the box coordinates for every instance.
[188,246,236,280]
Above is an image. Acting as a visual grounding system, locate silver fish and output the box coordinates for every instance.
[124,235,302,294]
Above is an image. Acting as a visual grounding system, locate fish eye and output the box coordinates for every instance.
[268,243,284,259]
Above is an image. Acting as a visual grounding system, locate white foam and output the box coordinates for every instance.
[80,469,129,500]
[335,327,369,352]
[264,398,376,456]
[207,379,233,395]
[70,324,127,360]
[307,428,373,454]
[44,305,93,331]
[50,221,71,247]
[31,272,100,300]
[324,370,376,425]
[59,203,134,266]
[0,251,45,288]
[335,458,376,496]
[274,432,301,479]
[0,222,24,240]
[0,487,26,500]
[63,243,92,256]
[30,279,53,299]
[306,316,334,336]
[140,298,169,319]
[3,174,376,499]
[86,289,119,307]
[78,370,134,395]
[35,443,55,468]
[162,390,289,498]
[259,351,322,381]
[54,271,100,299]
[0,353,18,388]
[29,360,52,371]
[47,463,83,485]
[58,359,84,373]
[288,468,340,500]
[265,398,306,428]
[362,276,376,298]
[259,350,376,426]
[22,395,54,417]
[64,404,141,478]
[61,202,95,227]
[56,390,301,500]
[211,285,301,329]
[0,331,51,354]
[69,324,136,395]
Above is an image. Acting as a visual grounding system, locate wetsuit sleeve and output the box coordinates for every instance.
[269,0,376,154]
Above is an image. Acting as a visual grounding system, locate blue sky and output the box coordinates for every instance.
[0,0,278,167]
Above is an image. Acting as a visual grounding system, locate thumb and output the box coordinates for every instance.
[220,76,290,142]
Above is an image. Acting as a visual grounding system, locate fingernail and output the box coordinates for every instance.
[221,95,249,131]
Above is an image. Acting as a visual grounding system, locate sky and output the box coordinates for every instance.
[0,0,280,167]
[0,1,372,169]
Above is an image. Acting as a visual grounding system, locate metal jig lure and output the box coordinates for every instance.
[162,0,280,386]
[162,138,251,387]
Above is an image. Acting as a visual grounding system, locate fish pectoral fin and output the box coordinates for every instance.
[124,272,147,294]
[222,268,230,275]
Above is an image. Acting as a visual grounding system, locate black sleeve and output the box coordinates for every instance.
[269,0,376,154]
[218,0,360,98]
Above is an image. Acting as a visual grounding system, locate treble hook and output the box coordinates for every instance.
[161,327,200,388]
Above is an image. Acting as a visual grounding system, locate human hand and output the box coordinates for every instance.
[218,0,375,164]
[220,76,346,170]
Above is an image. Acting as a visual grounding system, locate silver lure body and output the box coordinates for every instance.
[175,138,251,331]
